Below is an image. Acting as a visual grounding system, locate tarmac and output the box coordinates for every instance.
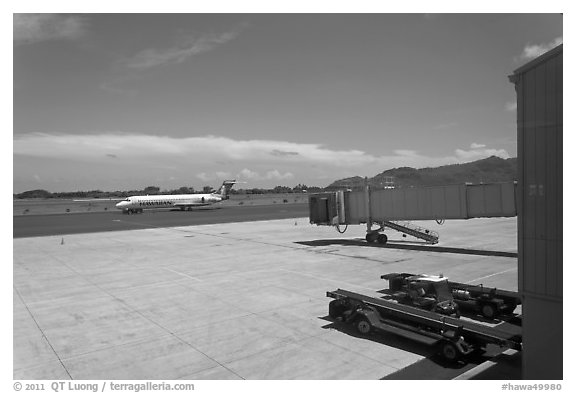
[13,216,520,380]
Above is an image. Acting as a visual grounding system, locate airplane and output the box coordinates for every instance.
[115,180,238,214]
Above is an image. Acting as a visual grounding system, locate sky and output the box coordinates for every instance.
[12,12,563,193]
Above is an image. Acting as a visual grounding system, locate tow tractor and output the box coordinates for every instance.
[382,273,521,320]
[327,289,522,362]
[381,273,459,317]
[448,281,520,319]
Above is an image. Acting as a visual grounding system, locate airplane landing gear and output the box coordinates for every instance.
[123,209,143,214]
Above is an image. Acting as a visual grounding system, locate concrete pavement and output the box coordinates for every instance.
[13,217,518,379]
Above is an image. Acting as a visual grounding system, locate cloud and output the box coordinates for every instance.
[271,149,299,157]
[13,133,380,167]
[265,170,294,180]
[505,102,517,112]
[195,171,234,183]
[14,132,511,184]
[455,148,510,161]
[236,168,258,180]
[235,169,293,182]
[196,172,211,182]
[520,37,562,60]
[470,143,486,149]
[385,147,509,166]
[123,30,241,69]
[14,14,87,45]
[394,150,420,158]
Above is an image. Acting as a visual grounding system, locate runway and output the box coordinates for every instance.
[13,203,309,238]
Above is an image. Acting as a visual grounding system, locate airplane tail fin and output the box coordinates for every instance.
[213,180,238,200]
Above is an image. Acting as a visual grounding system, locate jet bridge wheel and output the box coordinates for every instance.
[365,232,379,243]
[377,234,388,244]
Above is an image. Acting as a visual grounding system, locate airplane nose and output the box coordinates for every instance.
[115,201,127,209]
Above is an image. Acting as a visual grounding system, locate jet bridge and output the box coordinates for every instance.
[309,182,517,244]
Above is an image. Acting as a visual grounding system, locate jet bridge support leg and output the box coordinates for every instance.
[363,180,389,244]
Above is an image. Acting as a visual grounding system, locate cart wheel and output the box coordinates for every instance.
[441,341,460,362]
[377,234,388,244]
[481,303,497,319]
[356,317,372,335]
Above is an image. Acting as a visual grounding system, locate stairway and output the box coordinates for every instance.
[383,221,439,244]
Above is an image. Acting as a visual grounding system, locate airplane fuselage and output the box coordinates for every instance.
[116,194,224,214]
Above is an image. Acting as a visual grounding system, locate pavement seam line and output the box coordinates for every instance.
[465,267,518,284]
[13,286,74,379]
[49,254,247,380]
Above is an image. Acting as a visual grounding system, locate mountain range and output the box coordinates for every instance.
[326,156,517,190]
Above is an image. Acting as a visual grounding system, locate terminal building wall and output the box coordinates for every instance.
[510,44,562,380]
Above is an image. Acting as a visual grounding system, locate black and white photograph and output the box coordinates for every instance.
[11,4,565,387]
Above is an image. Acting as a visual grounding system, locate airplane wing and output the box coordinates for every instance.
[173,200,212,208]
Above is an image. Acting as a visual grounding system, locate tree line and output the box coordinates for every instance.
[13,184,324,199]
